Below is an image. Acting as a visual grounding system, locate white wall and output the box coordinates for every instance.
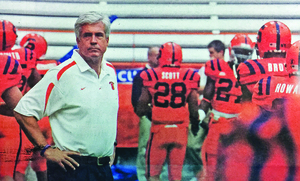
[2,0,300,62]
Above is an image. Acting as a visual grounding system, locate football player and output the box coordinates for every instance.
[20,33,51,181]
[0,21,42,95]
[235,21,292,181]
[135,42,200,181]
[20,33,47,60]
[248,41,300,181]
[237,21,291,102]
[197,34,254,181]
[0,54,23,181]
[0,21,42,181]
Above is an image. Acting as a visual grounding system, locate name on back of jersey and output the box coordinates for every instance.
[268,63,285,72]
[275,83,299,94]
[162,72,180,79]
[0,52,20,60]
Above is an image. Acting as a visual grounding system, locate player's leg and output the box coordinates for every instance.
[168,126,188,181]
[146,127,168,181]
[136,116,151,181]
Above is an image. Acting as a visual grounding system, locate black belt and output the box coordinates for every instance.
[70,155,110,166]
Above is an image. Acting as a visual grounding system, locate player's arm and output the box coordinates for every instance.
[0,104,14,116]
[1,86,23,111]
[135,87,151,117]
[27,68,42,88]
[188,89,200,136]
[131,73,143,110]
[241,84,252,102]
[198,76,215,129]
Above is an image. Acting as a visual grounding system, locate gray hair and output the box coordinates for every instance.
[75,11,111,39]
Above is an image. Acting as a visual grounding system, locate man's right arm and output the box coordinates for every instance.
[14,112,48,149]
[131,71,143,109]
[198,76,215,130]
[14,111,81,171]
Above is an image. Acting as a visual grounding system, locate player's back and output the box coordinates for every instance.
[0,47,37,93]
[0,55,22,95]
[141,66,199,125]
[0,47,36,77]
[205,58,242,114]
[237,57,288,93]
[253,75,299,111]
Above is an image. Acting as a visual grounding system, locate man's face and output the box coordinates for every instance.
[208,47,223,60]
[148,47,159,68]
[76,22,109,63]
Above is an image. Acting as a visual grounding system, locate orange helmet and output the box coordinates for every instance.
[229,34,254,65]
[256,21,291,58]
[286,40,300,75]
[158,42,182,66]
[0,20,17,51]
[20,33,48,59]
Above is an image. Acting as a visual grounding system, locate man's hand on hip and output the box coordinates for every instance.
[43,147,81,171]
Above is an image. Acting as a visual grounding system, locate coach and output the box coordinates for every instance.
[14,11,119,181]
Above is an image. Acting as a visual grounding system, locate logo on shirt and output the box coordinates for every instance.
[81,87,86,90]
[109,81,115,90]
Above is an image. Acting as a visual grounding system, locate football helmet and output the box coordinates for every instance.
[0,20,17,51]
[229,34,254,65]
[256,21,291,58]
[158,42,182,66]
[286,40,300,75]
[20,33,48,59]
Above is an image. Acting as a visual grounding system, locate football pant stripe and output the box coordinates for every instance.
[146,133,154,178]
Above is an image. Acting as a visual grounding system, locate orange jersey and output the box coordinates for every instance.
[205,59,242,114]
[140,66,199,125]
[237,57,288,93]
[0,47,37,93]
[253,75,299,111]
[0,55,22,95]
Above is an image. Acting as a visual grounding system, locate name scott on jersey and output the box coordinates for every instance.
[162,72,180,79]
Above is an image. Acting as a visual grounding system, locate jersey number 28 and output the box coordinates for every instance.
[154,82,186,108]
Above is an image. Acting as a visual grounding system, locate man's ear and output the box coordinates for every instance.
[221,50,225,56]
[106,37,109,44]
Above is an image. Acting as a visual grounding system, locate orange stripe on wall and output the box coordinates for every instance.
[18,28,260,35]
[111,62,204,69]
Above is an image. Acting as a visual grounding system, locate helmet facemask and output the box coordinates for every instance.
[230,47,254,65]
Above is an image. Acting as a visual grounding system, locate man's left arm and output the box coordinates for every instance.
[135,87,151,117]
[188,89,200,136]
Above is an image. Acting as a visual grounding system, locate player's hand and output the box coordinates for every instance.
[199,119,209,131]
[198,109,209,130]
[43,147,80,171]
[191,123,199,136]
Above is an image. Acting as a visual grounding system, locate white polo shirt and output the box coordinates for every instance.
[14,50,119,157]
